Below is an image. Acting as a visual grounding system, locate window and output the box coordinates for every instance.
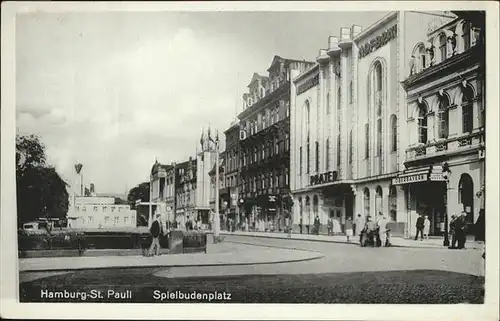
[285,133,289,151]
[439,34,448,62]
[417,103,428,144]
[315,141,319,172]
[462,86,474,133]
[458,174,474,224]
[349,81,353,104]
[374,62,383,116]
[437,94,450,139]
[375,186,383,216]
[326,93,331,114]
[337,87,341,110]
[313,195,319,217]
[462,22,471,51]
[299,147,303,175]
[419,45,426,71]
[365,123,370,158]
[363,188,370,217]
[349,130,353,163]
[390,115,397,152]
[262,113,267,130]
[306,140,310,174]
[114,216,119,224]
[376,119,382,156]
[337,134,341,167]
[104,216,110,224]
[389,186,397,221]
[285,101,290,118]
[305,100,310,127]
[285,169,289,186]
[325,138,330,171]
[275,107,280,122]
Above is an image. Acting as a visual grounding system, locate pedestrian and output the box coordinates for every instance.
[377,213,389,247]
[355,213,365,236]
[332,217,341,235]
[474,209,485,242]
[457,211,468,249]
[363,216,377,246]
[314,215,320,235]
[423,215,431,240]
[327,217,333,236]
[344,217,353,243]
[449,214,458,249]
[414,214,425,241]
[299,217,303,234]
[149,214,162,256]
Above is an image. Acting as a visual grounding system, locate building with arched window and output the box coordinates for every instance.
[398,13,485,237]
[289,11,448,236]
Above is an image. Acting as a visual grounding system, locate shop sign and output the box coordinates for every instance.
[392,173,427,185]
[310,171,338,186]
[297,73,319,95]
[358,25,398,59]
[429,173,446,181]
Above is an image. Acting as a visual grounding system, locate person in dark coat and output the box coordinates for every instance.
[149,214,162,256]
[414,214,425,241]
[314,215,320,235]
[449,215,458,249]
[457,212,468,249]
[474,209,485,242]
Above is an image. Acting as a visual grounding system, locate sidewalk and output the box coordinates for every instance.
[18,246,324,273]
[221,231,484,250]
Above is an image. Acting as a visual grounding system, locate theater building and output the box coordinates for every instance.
[238,56,315,231]
[290,12,447,235]
[398,13,485,236]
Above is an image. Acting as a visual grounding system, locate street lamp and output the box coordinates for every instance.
[442,162,451,247]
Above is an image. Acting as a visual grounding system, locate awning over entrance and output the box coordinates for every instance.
[392,166,446,186]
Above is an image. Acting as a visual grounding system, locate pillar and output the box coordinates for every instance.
[382,185,390,218]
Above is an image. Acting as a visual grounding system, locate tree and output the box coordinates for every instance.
[16,134,69,226]
[127,182,150,210]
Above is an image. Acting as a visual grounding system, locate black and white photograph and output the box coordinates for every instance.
[1,2,499,320]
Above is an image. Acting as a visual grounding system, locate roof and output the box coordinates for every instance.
[267,55,312,72]
[150,160,174,174]
[247,73,268,88]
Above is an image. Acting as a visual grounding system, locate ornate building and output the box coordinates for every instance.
[398,12,485,236]
[175,157,197,228]
[238,55,315,231]
[290,12,446,236]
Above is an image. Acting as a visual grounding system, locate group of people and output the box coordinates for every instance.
[356,213,391,247]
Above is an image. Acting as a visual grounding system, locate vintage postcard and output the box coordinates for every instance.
[1,1,498,320]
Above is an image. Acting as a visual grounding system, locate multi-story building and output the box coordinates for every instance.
[238,55,315,230]
[67,196,136,229]
[398,12,485,236]
[223,120,241,226]
[196,128,217,225]
[175,157,197,228]
[290,11,449,236]
[150,161,176,229]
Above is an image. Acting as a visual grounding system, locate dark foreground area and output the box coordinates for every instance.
[20,268,484,304]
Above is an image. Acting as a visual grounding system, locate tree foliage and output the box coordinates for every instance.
[127,182,150,210]
[16,134,69,226]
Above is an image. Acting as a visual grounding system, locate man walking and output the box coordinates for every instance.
[345,217,353,243]
[449,214,458,249]
[327,217,333,236]
[149,214,162,256]
[377,212,389,247]
[457,211,468,249]
[414,214,425,241]
[314,215,320,235]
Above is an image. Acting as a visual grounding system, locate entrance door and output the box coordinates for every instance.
[459,174,474,233]
[345,194,354,221]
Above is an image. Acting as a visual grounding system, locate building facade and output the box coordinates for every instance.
[67,196,136,229]
[175,157,197,228]
[208,152,226,228]
[150,161,176,229]
[290,11,449,236]
[238,56,315,231]
[223,120,241,226]
[398,13,485,236]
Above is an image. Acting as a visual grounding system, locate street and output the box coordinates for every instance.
[19,235,484,303]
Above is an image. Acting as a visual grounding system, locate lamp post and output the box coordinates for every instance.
[442,162,451,247]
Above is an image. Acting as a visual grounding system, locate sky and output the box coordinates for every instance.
[16,10,388,194]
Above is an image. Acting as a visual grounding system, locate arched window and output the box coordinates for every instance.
[305,101,310,127]
[375,186,383,216]
[349,81,353,104]
[337,87,341,110]
[417,102,428,144]
[305,196,311,221]
[376,118,382,156]
[349,130,353,164]
[390,114,397,152]
[325,138,330,171]
[439,34,448,62]
[389,186,397,221]
[374,62,383,116]
[458,174,474,224]
[418,45,426,71]
[313,195,319,217]
[299,147,303,175]
[299,197,303,220]
[437,94,450,139]
[364,123,370,158]
[315,141,320,173]
[462,86,474,133]
[337,133,341,167]
[462,22,471,51]
[363,188,371,218]
[326,93,331,115]
[306,134,310,174]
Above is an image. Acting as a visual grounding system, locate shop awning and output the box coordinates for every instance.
[392,166,446,186]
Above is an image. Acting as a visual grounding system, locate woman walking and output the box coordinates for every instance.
[423,215,431,240]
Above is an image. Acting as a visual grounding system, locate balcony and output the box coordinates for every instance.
[405,130,484,165]
[316,49,330,64]
[327,36,341,56]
